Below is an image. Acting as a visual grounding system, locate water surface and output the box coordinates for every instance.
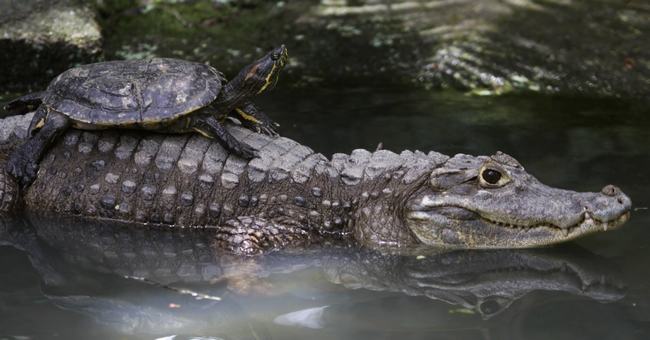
[1,88,648,339]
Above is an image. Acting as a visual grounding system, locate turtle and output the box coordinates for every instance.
[2,45,289,187]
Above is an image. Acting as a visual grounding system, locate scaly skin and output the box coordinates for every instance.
[0,113,632,253]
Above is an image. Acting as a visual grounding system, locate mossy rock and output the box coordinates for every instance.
[0,0,102,92]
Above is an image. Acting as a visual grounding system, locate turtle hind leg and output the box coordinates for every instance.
[2,91,46,116]
[235,101,280,137]
[193,116,256,159]
[6,109,71,188]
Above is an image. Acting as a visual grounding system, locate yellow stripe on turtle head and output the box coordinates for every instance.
[257,63,277,95]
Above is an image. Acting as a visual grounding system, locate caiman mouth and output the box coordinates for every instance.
[407,206,631,247]
[478,210,631,238]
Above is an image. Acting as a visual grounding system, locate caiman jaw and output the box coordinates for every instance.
[477,210,631,239]
[407,207,632,248]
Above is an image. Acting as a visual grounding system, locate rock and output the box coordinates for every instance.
[98,0,648,99]
[0,0,102,91]
[1,0,647,99]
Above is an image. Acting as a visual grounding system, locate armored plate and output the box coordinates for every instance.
[43,58,223,125]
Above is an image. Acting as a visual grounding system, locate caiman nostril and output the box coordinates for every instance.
[601,184,620,197]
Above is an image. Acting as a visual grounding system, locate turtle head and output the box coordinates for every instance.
[234,45,288,96]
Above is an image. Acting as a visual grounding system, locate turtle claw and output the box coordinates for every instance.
[234,143,257,159]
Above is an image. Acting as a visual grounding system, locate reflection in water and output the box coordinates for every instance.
[0,215,640,339]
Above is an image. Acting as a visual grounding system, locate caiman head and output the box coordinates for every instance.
[402,152,631,248]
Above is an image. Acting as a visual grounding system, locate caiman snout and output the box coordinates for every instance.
[580,185,631,228]
[601,184,625,198]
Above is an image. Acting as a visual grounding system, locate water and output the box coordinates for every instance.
[1,88,649,339]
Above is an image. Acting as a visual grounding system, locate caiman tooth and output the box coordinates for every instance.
[562,228,569,237]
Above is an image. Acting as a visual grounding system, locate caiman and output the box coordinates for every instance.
[0,113,632,253]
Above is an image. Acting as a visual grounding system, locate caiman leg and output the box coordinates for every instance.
[234,101,280,136]
[3,91,45,115]
[193,116,256,159]
[6,108,71,187]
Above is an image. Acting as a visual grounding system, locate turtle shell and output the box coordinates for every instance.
[43,58,223,126]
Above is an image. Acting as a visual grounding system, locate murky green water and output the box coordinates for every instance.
[1,88,649,339]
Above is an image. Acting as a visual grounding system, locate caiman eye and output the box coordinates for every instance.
[478,164,510,188]
[481,169,502,184]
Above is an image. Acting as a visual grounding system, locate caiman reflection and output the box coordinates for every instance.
[0,215,628,338]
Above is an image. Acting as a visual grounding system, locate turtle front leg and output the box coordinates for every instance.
[193,116,257,159]
[234,101,280,137]
[6,109,71,188]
